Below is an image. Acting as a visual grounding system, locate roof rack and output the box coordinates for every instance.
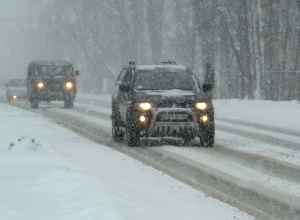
[128,61,135,66]
[162,60,177,65]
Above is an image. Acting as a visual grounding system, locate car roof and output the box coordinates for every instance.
[29,60,73,66]
[135,64,188,71]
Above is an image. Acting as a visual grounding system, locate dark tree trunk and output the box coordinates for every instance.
[237,0,253,99]
[147,0,165,63]
[193,0,216,73]
[191,10,197,72]
[262,0,280,100]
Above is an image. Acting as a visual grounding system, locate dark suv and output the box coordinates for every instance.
[111,61,215,147]
[26,61,79,108]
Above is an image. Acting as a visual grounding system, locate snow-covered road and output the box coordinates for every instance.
[0,99,255,219]
[1,93,300,220]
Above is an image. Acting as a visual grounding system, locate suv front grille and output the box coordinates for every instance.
[44,79,65,93]
[154,102,193,108]
[46,83,64,93]
[156,112,193,122]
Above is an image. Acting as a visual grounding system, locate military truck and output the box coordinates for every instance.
[26,61,79,108]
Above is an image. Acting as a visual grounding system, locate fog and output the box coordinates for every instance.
[0,1,29,78]
[1,0,300,100]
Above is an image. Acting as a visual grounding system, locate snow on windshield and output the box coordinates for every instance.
[34,65,74,77]
[135,70,199,91]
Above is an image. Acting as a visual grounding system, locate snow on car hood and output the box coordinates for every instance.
[139,89,196,97]
[135,89,212,104]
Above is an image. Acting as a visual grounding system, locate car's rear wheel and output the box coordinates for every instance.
[64,98,73,108]
[112,110,124,142]
[30,98,39,109]
[125,115,140,146]
[200,124,215,147]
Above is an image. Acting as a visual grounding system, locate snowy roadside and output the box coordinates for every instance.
[76,92,300,132]
[213,99,300,131]
[0,103,254,220]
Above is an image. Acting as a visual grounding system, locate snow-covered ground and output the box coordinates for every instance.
[1,91,300,220]
[0,102,254,220]
[213,98,300,131]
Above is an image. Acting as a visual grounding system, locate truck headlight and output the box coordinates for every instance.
[139,115,147,123]
[37,82,44,88]
[201,115,208,122]
[136,102,151,110]
[66,82,73,89]
[195,102,209,110]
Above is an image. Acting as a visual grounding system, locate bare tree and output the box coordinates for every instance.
[147,0,165,62]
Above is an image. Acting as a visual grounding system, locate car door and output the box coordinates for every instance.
[117,70,130,122]
[113,68,127,101]
[118,68,134,122]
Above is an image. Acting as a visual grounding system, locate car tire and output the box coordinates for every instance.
[112,110,124,142]
[6,97,11,102]
[125,114,140,146]
[183,137,193,145]
[64,98,73,108]
[30,98,39,109]
[200,124,215,147]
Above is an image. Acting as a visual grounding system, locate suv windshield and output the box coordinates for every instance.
[8,79,26,87]
[135,70,199,90]
[34,65,74,77]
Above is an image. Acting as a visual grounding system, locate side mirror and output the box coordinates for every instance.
[119,84,131,93]
[75,70,79,76]
[202,83,213,92]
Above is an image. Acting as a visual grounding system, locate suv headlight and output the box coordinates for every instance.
[195,102,209,110]
[66,82,73,89]
[136,102,151,110]
[37,82,44,88]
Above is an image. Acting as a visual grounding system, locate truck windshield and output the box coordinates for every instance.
[135,70,199,91]
[34,65,74,77]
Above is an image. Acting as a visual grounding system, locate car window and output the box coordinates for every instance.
[34,65,74,77]
[8,79,26,87]
[117,69,127,82]
[122,69,134,85]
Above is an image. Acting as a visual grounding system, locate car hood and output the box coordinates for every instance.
[134,89,212,107]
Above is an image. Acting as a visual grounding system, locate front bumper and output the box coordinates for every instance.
[134,107,214,138]
[30,91,76,101]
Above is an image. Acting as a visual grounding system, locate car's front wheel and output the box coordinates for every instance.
[125,114,140,146]
[112,110,124,142]
[30,98,39,109]
[64,98,73,108]
[199,124,215,147]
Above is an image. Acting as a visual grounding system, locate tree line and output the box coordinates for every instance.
[26,0,300,100]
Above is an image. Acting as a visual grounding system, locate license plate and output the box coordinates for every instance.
[161,113,188,120]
